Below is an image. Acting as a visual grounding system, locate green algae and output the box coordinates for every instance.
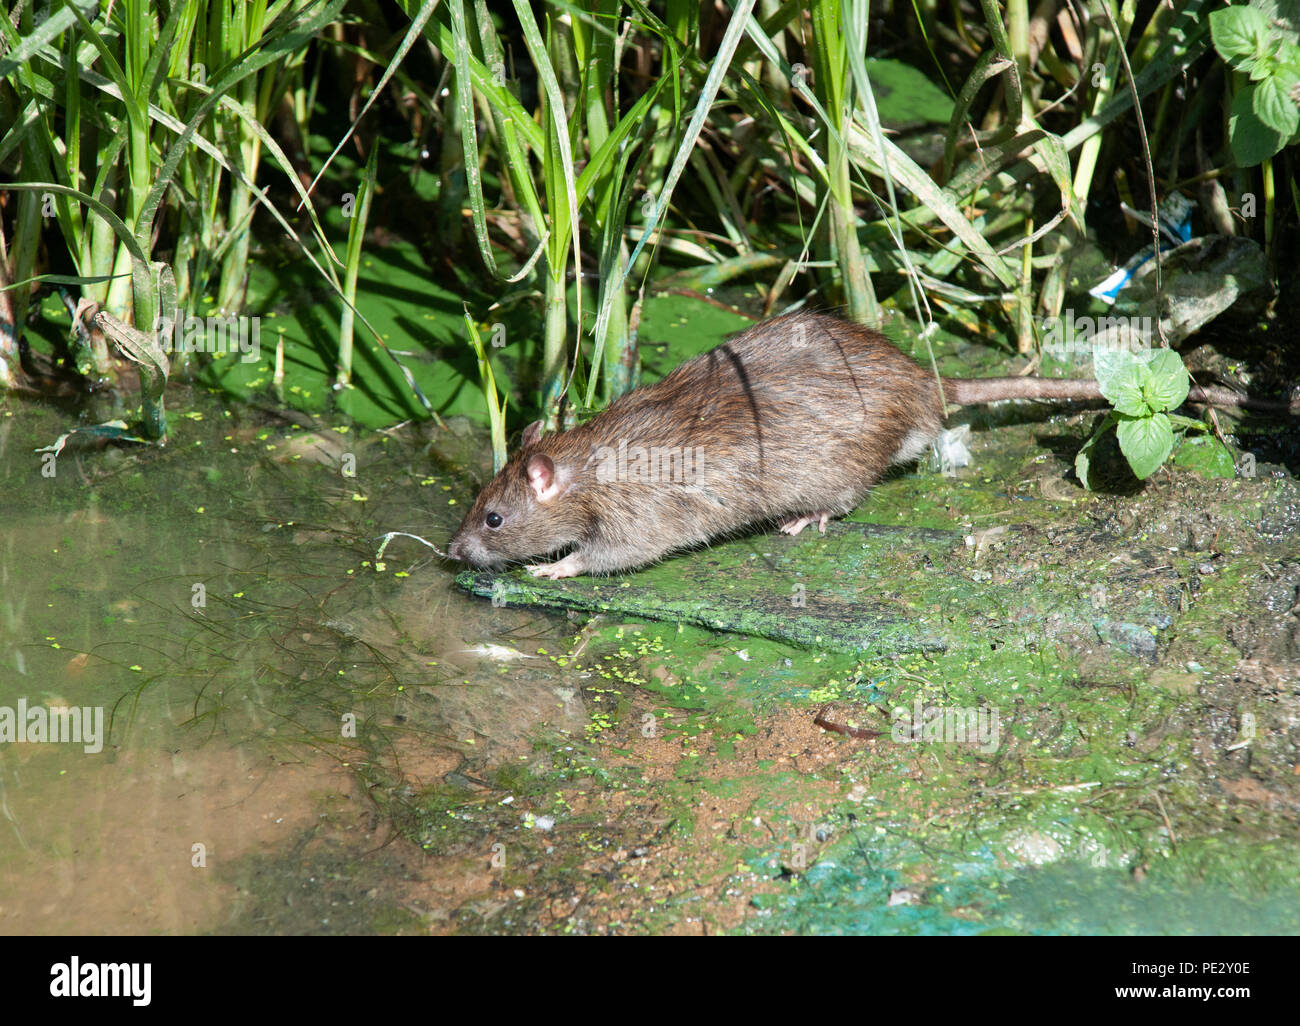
[456,517,1183,663]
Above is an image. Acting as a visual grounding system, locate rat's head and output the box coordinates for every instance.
[447,424,587,569]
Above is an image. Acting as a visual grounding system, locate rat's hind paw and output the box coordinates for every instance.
[778,511,831,536]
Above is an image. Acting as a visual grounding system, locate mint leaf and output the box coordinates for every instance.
[1117,413,1175,479]
[1211,6,1275,64]
[1141,350,1191,412]
[1173,435,1237,479]
[1242,55,1270,80]
[1092,348,1136,392]
[1075,426,1102,491]
[1255,74,1300,136]
[1074,412,1118,492]
[1093,349,1149,417]
[1242,55,1274,80]
[1230,83,1287,166]
[1075,437,1096,490]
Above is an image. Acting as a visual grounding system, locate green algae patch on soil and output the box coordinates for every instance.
[455,520,1179,663]
[546,615,1300,935]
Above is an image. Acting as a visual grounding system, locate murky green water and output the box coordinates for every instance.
[0,393,570,933]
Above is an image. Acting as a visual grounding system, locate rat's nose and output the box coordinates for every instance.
[447,538,463,561]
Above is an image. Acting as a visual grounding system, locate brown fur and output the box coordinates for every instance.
[448,312,946,576]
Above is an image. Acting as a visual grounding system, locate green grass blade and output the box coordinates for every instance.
[0,0,96,79]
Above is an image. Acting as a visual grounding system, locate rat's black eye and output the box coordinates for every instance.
[485,511,503,529]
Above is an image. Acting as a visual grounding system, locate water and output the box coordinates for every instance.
[0,395,570,933]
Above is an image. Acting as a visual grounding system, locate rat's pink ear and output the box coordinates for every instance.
[525,454,562,502]
[521,420,543,448]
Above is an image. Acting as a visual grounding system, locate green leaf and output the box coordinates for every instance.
[1117,413,1175,479]
[1035,131,1087,231]
[1141,349,1191,411]
[0,0,97,79]
[1075,429,1101,491]
[846,134,1019,289]
[1246,55,1274,81]
[866,58,955,125]
[1074,413,1118,491]
[1255,71,1300,136]
[1230,83,1287,166]
[1093,349,1149,417]
[1093,347,1136,392]
[1210,6,1274,64]
[1173,435,1237,479]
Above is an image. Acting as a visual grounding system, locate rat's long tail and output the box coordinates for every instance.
[941,377,1300,414]
[941,377,1101,405]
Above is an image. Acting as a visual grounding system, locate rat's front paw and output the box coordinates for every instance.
[526,553,586,579]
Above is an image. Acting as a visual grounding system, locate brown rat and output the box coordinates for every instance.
[447,311,1287,577]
